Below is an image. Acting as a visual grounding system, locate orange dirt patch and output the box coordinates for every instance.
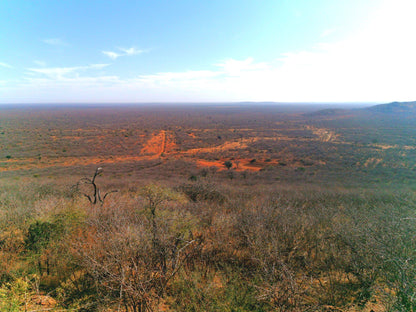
[196,159,228,170]
[53,135,83,141]
[164,131,177,154]
[140,130,176,158]
[140,131,166,156]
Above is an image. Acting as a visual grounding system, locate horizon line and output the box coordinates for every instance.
[0,101,383,106]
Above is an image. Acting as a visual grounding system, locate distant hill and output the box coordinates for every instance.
[365,101,416,113]
[307,101,416,119]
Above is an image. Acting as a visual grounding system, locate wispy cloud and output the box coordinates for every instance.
[26,64,109,79]
[43,38,69,46]
[27,67,79,78]
[102,51,122,59]
[0,62,12,68]
[102,47,144,59]
[118,47,143,56]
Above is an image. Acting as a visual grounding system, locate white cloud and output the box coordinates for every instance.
[119,47,143,56]
[102,51,122,59]
[43,38,69,46]
[102,47,144,59]
[0,62,12,68]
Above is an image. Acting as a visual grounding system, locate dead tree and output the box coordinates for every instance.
[75,167,118,204]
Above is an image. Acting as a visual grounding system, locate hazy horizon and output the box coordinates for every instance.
[0,101,378,108]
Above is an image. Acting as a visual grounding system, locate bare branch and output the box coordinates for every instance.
[73,167,117,205]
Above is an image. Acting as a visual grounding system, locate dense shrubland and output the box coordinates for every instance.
[0,175,415,311]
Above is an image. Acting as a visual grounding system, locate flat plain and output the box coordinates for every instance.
[2,103,415,185]
[1,103,415,311]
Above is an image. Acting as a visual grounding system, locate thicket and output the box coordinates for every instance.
[0,175,415,311]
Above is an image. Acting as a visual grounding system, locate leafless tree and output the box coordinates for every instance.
[73,184,198,311]
[74,167,118,205]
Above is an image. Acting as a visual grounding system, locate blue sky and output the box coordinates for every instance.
[0,0,415,103]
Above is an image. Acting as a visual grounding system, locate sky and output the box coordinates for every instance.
[0,0,415,104]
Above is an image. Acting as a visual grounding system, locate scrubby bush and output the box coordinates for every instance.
[177,182,226,204]
[1,175,415,311]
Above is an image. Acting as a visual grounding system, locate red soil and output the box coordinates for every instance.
[1,131,281,173]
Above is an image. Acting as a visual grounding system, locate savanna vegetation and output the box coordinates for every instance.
[1,103,415,311]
